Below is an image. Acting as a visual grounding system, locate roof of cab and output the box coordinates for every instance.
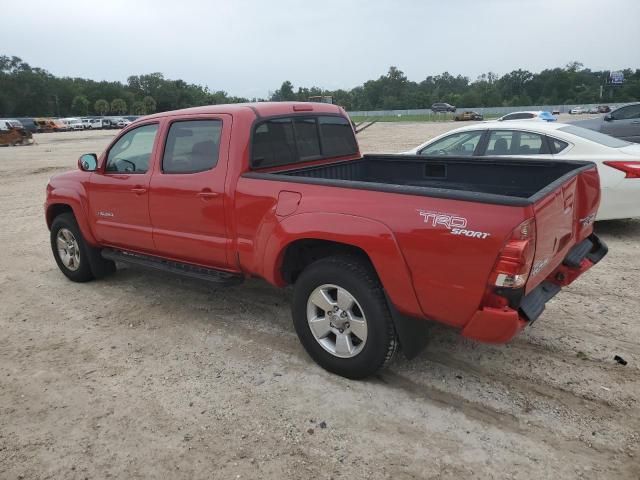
[141,101,345,121]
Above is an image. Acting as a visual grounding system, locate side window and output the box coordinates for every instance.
[486,130,547,155]
[549,137,569,154]
[503,113,532,121]
[106,124,158,173]
[419,131,483,156]
[162,120,222,174]
[613,105,640,120]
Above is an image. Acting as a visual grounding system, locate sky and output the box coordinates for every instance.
[3,0,639,98]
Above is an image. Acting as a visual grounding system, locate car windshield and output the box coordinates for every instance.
[559,125,630,148]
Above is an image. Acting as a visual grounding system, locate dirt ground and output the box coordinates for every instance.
[1,123,638,480]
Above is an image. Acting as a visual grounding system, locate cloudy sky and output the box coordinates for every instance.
[3,0,639,98]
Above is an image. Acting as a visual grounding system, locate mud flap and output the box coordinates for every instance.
[385,293,431,359]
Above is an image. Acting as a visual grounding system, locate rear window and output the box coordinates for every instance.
[251,115,357,168]
[558,125,630,148]
[549,137,569,154]
[502,113,533,120]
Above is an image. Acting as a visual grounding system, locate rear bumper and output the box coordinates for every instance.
[462,234,607,343]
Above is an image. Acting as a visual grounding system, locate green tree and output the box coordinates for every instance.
[94,99,109,115]
[110,98,127,114]
[71,95,89,115]
[143,96,156,113]
[131,101,146,115]
[271,81,295,101]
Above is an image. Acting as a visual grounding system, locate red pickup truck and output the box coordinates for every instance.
[45,102,607,378]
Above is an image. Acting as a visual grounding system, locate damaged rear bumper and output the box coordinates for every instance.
[462,234,608,343]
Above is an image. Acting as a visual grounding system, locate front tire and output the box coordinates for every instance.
[292,256,397,379]
[51,213,95,282]
[50,213,116,282]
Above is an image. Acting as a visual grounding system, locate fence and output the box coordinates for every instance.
[347,103,624,118]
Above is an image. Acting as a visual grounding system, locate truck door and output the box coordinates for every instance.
[89,122,160,252]
[148,115,232,269]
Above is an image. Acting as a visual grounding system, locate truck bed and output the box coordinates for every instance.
[253,155,594,206]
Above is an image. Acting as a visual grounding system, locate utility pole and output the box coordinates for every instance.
[53,95,60,117]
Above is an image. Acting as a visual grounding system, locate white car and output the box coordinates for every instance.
[404,121,640,220]
[63,118,85,130]
[87,118,105,129]
[497,111,556,122]
[570,107,586,115]
[108,117,131,128]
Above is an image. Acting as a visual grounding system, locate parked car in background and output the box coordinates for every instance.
[104,117,129,129]
[52,119,69,132]
[569,107,586,114]
[588,107,599,114]
[89,118,105,129]
[404,121,640,220]
[552,109,561,115]
[0,119,24,129]
[454,111,483,121]
[123,115,140,122]
[16,118,39,134]
[81,119,93,129]
[0,119,34,146]
[497,111,556,122]
[63,118,85,130]
[570,102,640,143]
[597,105,611,113]
[35,118,58,133]
[431,102,456,113]
[100,118,115,129]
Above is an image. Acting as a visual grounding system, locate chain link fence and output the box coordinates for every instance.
[348,103,625,119]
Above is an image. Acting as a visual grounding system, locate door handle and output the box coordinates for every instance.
[197,190,219,199]
[131,187,147,195]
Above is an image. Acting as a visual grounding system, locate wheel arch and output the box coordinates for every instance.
[263,212,423,319]
[46,189,98,246]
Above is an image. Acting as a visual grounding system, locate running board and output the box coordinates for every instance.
[101,248,244,286]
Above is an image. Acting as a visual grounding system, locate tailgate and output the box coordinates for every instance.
[525,165,601,293]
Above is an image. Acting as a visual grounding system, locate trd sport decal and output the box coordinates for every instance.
[418,209,491,239]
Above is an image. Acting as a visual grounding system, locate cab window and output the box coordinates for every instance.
[419,131,483,156]
[106,124,159,173]
[162,120,222,173]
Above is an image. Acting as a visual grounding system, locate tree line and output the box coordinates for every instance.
[1,55,639,117]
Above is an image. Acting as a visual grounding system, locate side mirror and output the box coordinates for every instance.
[604,113,613,122]
[78,153,98,172]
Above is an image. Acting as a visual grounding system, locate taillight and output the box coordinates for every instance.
[604,161,640,179]
[493,218,536,289]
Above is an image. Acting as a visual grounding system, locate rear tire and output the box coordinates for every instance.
[292,255,397,379]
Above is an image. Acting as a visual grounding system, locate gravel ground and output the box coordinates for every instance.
[0,123,638,479]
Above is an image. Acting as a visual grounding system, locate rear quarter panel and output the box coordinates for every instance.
[234,177,528,328]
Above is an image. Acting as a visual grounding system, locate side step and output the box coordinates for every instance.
[101,248,244,286]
